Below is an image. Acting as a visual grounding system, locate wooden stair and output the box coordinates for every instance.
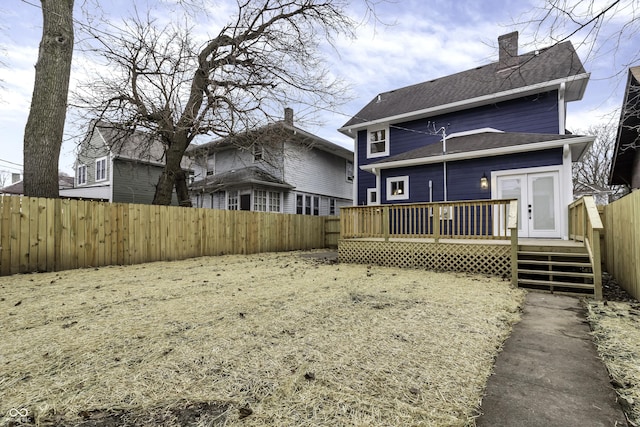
[517,243,595,296]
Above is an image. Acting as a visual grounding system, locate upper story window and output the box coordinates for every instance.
[367,127,389,158]
[253,144,264,162]
[95,157,107,182]
[346,160,354,182]
[77,164,87,186]
[387,176,409,201]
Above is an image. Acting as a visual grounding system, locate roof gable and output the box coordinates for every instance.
[609,66,640,186]
[341,39,587,130]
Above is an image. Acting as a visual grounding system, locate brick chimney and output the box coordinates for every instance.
[284,107,294,125]
[498,31,519,70]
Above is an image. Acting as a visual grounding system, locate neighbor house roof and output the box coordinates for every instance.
[1,175,75,195]
[94,124,168,166]
[340,40,588,132]
[187,121,353,160]
[609,66,640,186]
[189,166,294,192]
[360,130,593,172]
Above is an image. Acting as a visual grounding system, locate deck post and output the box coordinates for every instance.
[433,207,440,243]
[508,200,519,287]
[383,206,389,242]
[592,228,603,300]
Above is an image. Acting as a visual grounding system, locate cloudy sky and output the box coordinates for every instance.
[1,0,637,177]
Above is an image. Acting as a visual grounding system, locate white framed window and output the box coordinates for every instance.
[387,176,409,201]
[329,199,336,215]
[367,188,378,205]
[346,160,354,182]
[76,164,87,186]
[313,196,320,216]
[228,190,239,210]
[95,157,107,182]
[367,127,389,158]
[253,144,264,162]
[268,191,281,212]
[296,194,303,214]
[254,189,267,211]
[305,195,312,215]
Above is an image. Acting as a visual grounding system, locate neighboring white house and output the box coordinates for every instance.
[186,108,354,215]
[60,122,181,205]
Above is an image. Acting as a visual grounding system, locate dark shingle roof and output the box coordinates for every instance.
[342,41,587,129]
[370,131,588,165]
[189,166,293,192]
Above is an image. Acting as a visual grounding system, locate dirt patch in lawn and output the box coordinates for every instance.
[0,250,524,426]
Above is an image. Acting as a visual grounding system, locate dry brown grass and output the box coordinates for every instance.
[587,300,640,426]
[1,251,525,426]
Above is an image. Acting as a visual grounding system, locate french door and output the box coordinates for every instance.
[496,171,560,238]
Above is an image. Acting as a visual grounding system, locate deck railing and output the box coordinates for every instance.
[340,199,516,241]
[568,196,604,299]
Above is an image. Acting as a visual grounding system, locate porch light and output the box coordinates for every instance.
[480,173,489,189]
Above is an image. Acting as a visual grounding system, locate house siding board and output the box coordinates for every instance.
[358,91,560,167]
[112,160,178,205]
[283,141,352,200]
[380,148,563,204]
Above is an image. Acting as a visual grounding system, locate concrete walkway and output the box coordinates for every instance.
[477,292,628,427]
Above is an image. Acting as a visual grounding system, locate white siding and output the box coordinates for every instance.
[283,141,353,200]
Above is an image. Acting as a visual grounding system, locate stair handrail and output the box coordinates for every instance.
[569,196,603,299]
[507,199,518,287]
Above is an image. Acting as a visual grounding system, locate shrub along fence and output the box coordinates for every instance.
[602,190,640,299]
[0,195,333,276]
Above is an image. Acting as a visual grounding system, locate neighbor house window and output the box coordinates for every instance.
[95,157,107,182]
[367,188,378,205]
[228,190,239,210]
[329,199,336,215]
[254,189,267,211]
[387,176,409,201]
[346,160,354,182]
[313,196,320,216]
[296,194,303,214]
[77,164,87,186]
[269,191,281,212]
[367,127,389,158]
[253,144,264,162]
[305,195,312,215]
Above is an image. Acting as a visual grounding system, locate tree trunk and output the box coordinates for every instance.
[152,142,192,206]
[23,0,74,198]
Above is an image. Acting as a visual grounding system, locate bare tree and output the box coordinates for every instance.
[23,0,74,198]
[74,0,355,206]
[572,123,629,201]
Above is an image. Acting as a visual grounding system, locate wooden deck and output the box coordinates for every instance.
[339,197,604,298]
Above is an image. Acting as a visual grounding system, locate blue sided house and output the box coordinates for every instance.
[339,32,594,240]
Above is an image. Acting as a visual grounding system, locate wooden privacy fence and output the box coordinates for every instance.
[340,199,515,241]
[602,191,640,299]
[0,195,334,276]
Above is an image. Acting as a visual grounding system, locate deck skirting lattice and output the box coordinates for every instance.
[338,240,511,277]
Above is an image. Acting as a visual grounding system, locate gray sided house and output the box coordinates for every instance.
[610,65,640,190]
[186,108,353,215]
[60,123,179,205]
[340,32,595,239]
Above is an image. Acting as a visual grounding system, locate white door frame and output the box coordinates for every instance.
[491,165,567,239]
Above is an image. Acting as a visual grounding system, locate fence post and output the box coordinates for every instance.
[508,200,519,287]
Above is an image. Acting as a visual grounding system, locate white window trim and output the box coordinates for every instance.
[367,188,378,205]
[95,157,108,182]
[366,126,389,159]
[77,164,87,186]
[386,176,409,201]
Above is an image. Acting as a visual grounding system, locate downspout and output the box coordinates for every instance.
[559,82,566,135]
